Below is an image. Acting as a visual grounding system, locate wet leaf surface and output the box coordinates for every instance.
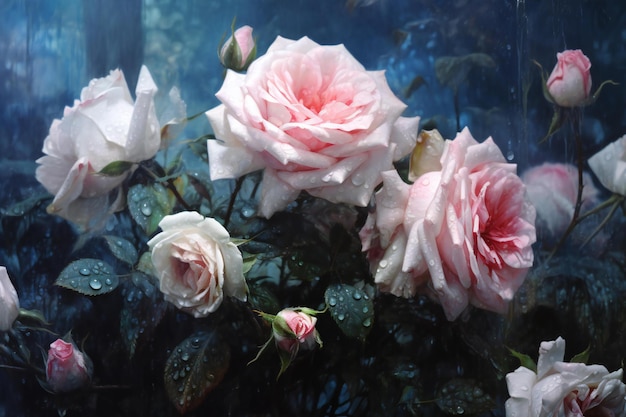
[324,283,374,341]
[55,258,119,296]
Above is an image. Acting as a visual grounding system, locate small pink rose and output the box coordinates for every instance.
[219,25,256,72]
[46,339,93,393]
[546,49,592,107]
[0,266,19,331]
[273,309,320,355]
[522,163,599,238]
[207,36,420,218]
[360,128,536,320]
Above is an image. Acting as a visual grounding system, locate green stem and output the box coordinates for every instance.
[224,176,245,229]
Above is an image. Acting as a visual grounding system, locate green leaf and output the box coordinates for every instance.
[127,183,175,235]
[436,378,495,415]
[120,272,167,357]
[102,235,138,266]
[324,283,374,341]
[248,283,281,314]
[55,259,119,296]
[164,331,230,414]
[570,345,591,364]
[242,253,257,275]
[136,252,156,276]
[1,193,50,217]
[98,160,134,176]
[507,347,537,372]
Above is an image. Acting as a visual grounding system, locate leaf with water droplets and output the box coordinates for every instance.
[324,283,374,341]
[120,272,167,357]
[1,193,50,217]
[127,183,175,235]
[164,331,230,414]
[435,378,495,415]
[55,259,119,296]
[102,235,138,266]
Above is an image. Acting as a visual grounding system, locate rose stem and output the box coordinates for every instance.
[546,110,584,261]
[224,176,245,229]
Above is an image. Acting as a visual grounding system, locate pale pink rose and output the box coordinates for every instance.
[206,36,420,218]
[219,25,256,72]
[147,211,248,317]
[36,66,161,230]
[46,339,93,393]
[522,163,599,238]
[273,309,319,355]
[588,134,626,196]
[505,337,626,417]
[546,49,592,107]
[0,266,19,331]
[360,128,536,320]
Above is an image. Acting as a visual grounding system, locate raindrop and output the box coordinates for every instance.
[352,291,362,300]
[181,352,190,361]
[89,279,102,290]
[105,278,113,286]
[70,280,78,288]
[328,297,337,307]
[337,313,346,321]
[428,259,436,267]
[79,268,91,276]
[379,259,388,269]
[207,374,215,382]
[190,338,201,349]
[140,202,153,217]
[362,306,369,313]
[455,406,464,414]
[172,370,180,381]
[241,206,255,218]
[362,318,372,327]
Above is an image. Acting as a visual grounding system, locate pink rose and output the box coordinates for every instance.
[588,134,626,196]
[546,49,592,107]
[36,66,161,230]
[147,211,248,317]
[360,128,536,320]
[522,163,599,238]
[0,266,19,331]
[46,339,93,393]
[273,309,320,355]
[206,36,420,218]
[219,25,257,72]
[505,337,626,417]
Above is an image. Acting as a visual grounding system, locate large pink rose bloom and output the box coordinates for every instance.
[506,337,626,417]
[36,66,161,230]
[360,128,536,320]
[206,36,420,218]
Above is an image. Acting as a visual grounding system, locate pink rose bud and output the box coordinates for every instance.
[0,266,19,331]
[546,49,592,107]
[273,309,320,355]
[219,25,256,72]
[46,339,93,393]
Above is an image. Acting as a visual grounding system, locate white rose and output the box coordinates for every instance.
[147,211,248,317]
[0,266,20,331]
[588,134,626,196]
[506,337,626,417]
[35,65,161,230]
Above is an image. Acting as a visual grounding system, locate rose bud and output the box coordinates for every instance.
[546,49,592,107]
[46,339,93,393]
[272,309,321,356]
[0,266,19,331]
[218,25,256,72]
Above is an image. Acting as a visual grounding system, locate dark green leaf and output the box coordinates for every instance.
[127,183,175,235]
[1,193,50,217]
[248,283,280,314]
[120,272,167,357]
[436,378,495,415]
[98,160,134,176]
[570,345,591,364]
[324,283,374,341]
[55,259,119,296]
[102,235,138,266]
[164,331,230,414]
[507,347,537,372]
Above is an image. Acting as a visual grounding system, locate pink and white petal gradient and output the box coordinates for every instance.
[206,36,419,218]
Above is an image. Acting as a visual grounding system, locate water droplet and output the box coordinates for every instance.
[191,338,201,349]
[428,259,436,267]
[506,149,515,161]
[172,370,180,381]
[362,306,369,313]
[362,318,372,327]
[79,268,91,276]
[181,352,190,361]
[207,374,215,382]
[421,178,430,186]
[105,278,113,286]
[89,279,102,290]
[70,280,78,288]
[140,202,153,216]
[352,291,362,300]
[337,313,346,321]
[379,259,388,269]
[328,297,337,307]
